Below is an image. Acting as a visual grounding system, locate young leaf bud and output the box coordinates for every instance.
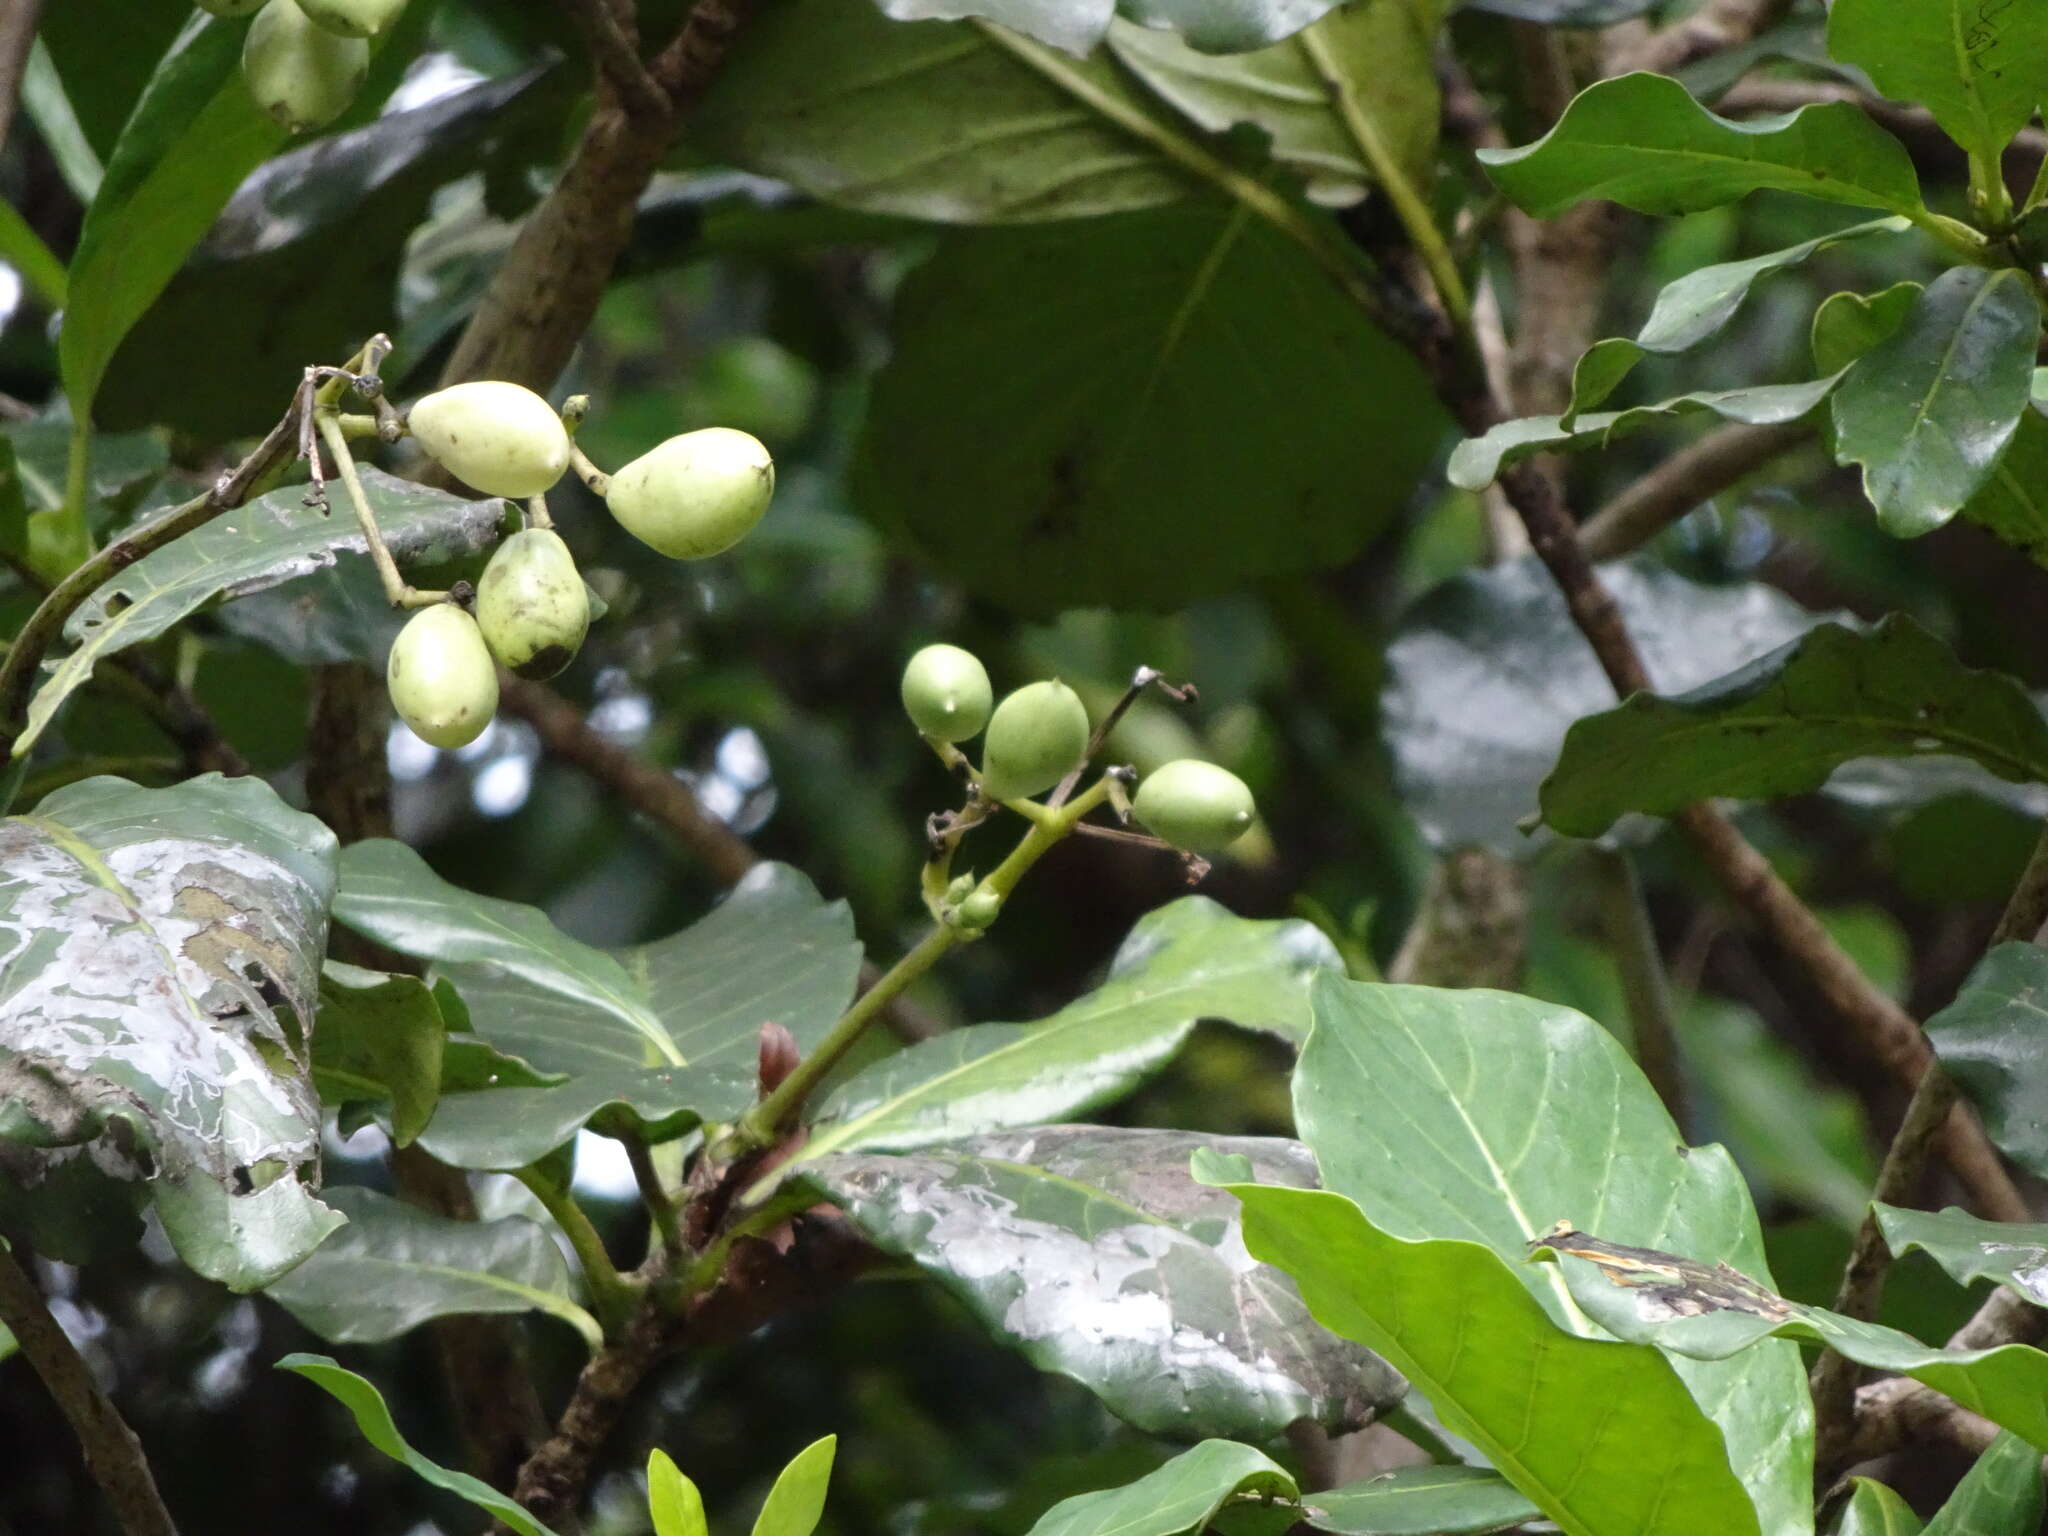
[901,644,993,742]
[475,529,590,681]
[954,889,1001,931]
[387,603,498,750]
[242,0,368,133]
[605,427,774,559]
[408,381,571,500]
[297,0,407,36]
[979,681,1089,801]
[1132,760,1255,853]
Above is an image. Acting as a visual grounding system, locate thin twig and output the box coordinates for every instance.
[0,1242,179,1536]
[1579,421,1813,561]
[557,0,671,122]
[626,1137,686,1264]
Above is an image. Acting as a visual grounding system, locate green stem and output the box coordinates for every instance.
[625,1136,685,1263]
[1905,208,1995,265]
[513,1165,638,1337]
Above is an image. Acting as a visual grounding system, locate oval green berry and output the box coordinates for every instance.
[901,644,993,742]
[297,0,407,35]
[242,0,368,133]
[605,427,775,559]
[476,529,590,681]
[387,603,498,750]
[1133,760,1255,853]
[979,680,1089,801]
[408,381,571,500]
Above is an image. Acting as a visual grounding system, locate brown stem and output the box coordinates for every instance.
[1578,421,1812,561]
[1608,0,1795,76]
[557,0,670,122]
[0,1241,179,1536]
[0,0,42,156]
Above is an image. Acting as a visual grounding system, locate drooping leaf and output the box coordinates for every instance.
[1832,268,2042,537]
[1448,375,1841,491]
[1303,1466,1541,1536]
[263,1186,600,1349]
[1959,407,2048,571]
[1292,977,1811,1536]
[13,469,508,760]
[858,204,1444,615]
[1812,281,1922,375]
[752,1435,837,1536]
[1838,1479,1924,1536]
[694,1,1191,222]
[0,775,339,1287]
[1925,1433,2043,1536]
[1201,1166,1762,1536]
[1567,218,1907,419]
[1925,942,2048,1179]
[1023,1440,1296,1536]
[1827,0,2048,170]
[1478,71,1926,218]
[1381,557,1822,851]
[1532,1229,2048,1452]
[648,1450,709,1536]
[311,963,446,1148]
[1875,1204,2048,1313]
[1538,615,2048,838]
[796,899,1336,1161]
[279,1354,563,1536]
[795,1127,1403,1440]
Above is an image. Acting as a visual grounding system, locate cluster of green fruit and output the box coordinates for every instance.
[196,0,400,133]
[900,645,1257,855]
[388,380,775,749]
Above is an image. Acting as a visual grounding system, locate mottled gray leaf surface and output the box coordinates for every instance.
[0,775,340,1287]
[1927,943,2048,1179]
[797,1126,1403,1440]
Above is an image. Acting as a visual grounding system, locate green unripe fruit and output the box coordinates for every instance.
[198,0,268,16]
[955,890,1001,931]
[605,427,774,559]
[297,0,406,36]
[242,0,368,133]
[387,604,498,750]
[475,529,589,681]
[979,681,1090,801]
[1133,760,1255,853]
[901,644,992,742]
[408,382,571,500]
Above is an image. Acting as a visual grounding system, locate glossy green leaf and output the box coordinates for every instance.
[795,1127,1402,1440]
[1382,557,1822,851]
[1203,1169,1762,1536]
[858,204,1444,615]
[1567,218,1907,419]
[0,775,339,1288]
[312,962,446,1148]
[13,469,507,760]
[1812,281,1922,375]
[797,898,1336,1161]
[1478,72,1925,218]
[648,1450,709,1536]
[1925,1433,2043,1536]
[1535,1234,2048,1452]
[1303,1466,1541,1536]
[1838,1478,1923,1536]
[1959,404,2048,572]
[264,1186,600,1350]
[695,0,1191,222]
[279,1354,562,1536]
[753,1435,836,1536]
[1449,375,1840,491]
[1294,977,1811,1536]
[1828,0,2048,169]
[1538,615,2048,838]
[60,16,287,421]
[1876,1203,2048,1313]
[1832,268,2042,537]
[1925,942,2048,1179]
[1025,1440,1296,1536]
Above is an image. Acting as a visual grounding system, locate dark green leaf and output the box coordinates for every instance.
[1925,942,2048,1179]
[279,1354,563,1536]
[0,775,340,1288]
[263,1186,600,1349]
[1839,1478,1924,1536]
[39,0,190,160]
[1959,406,2048,571]
[796,1127,1403,1440]
[1538,615,2048,838]
[1382,557,1822,851]
[1828,0,2048,169]
[752,1435,836,1536]
[1567,218,1907,419]
[858,205,1444,615]
[1832,268,2042,537]
[1812,281,1922,375]
[695,0,1192,222]
[1926,1433,2043,1536]
[14,469,507,760]
[1478,71,1925,218]
[312,962,446,1148]
[1876,1203,2048,1313]
[1294,977,1810,1536]
[797,898,1336,1161]
[1303,1466,1541,1536]
[1024,1440,1296,1536]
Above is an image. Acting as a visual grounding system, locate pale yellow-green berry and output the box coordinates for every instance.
[979,681,1089,801]
[387,604,498,750]
[242,0,368,133]
[475,529,589,681]
[605,427,775,559]
[1133,760,1255,853]
[408,382,571,500]
[901,644,993,742]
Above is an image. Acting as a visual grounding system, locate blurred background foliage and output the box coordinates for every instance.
[2,0,2040,1528]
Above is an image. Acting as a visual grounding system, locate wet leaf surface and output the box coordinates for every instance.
[1875,1204,2048,1312]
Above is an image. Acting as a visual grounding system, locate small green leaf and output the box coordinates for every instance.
[1812,282,1922,375]
[1538,616,2048,839]
[648,1450,709,1536]
[312,963,446,1148]
[752,1435,836,1536]
[1838,1478,1923,1536]
[1832,267,2042,537]
[1926,1433,2043,1536]
[1959,407,2048,571]
[1478,71,1925,218]
[1924,943,2048,1179]
[279,1354,563,1536]
[1828,0,2048,171]
[1304,1466,1541,1536]
[1025,1440,1297,1536]
[1875,1203,2048,1313]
